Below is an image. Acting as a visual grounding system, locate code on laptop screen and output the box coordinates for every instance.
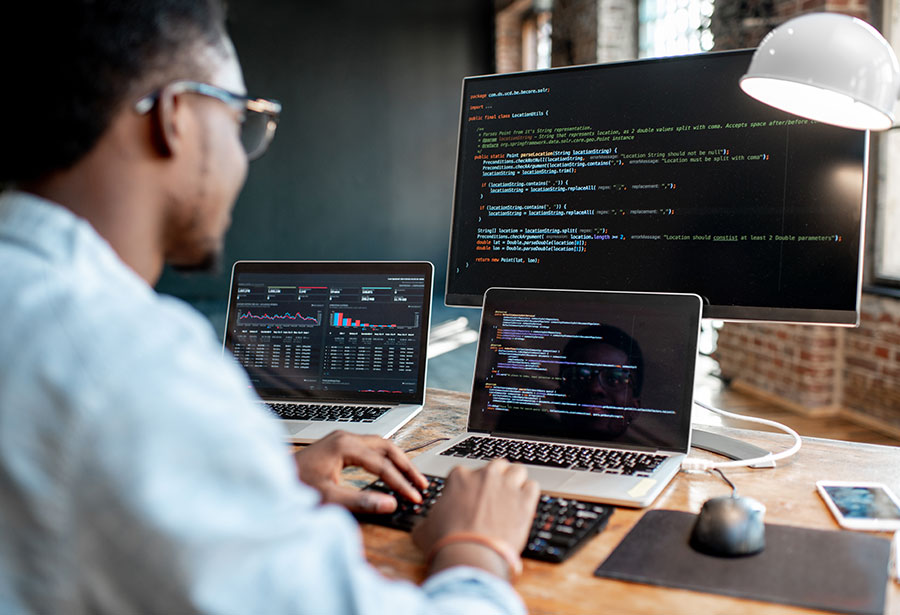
[469,288,700,452]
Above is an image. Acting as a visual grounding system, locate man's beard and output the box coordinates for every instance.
[170,247,224,276]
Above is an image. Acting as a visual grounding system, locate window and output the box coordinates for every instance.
[876,134,900,284]
[522,10,553,70]
[638,0,715,58]
[873,0,900,285]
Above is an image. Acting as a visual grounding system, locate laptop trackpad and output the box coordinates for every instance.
[561,472,641,496]
[524,467,572,490]
[282,421,310,437]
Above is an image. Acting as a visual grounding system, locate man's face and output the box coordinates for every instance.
[166,39,249,273]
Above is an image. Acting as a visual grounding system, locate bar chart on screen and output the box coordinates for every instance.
[330,312,412,329]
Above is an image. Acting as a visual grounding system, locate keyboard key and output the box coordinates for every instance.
[266,403,390,422]
[441,435,666,476]
[354,474,613,563]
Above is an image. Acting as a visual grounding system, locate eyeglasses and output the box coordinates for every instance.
[561,366,634,391]
[134,81,282,161]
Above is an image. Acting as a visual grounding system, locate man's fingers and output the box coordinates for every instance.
[523,477,541,501]
[484,458,510,476]
[506,463,529,488]
[342,440,423,503]
[321,484,398,514]
[375,459,423,504]
[308,432,427,507]
[384,443,429,490]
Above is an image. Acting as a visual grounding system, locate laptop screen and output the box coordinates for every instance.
[224,261,433,404]
[469,288,701,452]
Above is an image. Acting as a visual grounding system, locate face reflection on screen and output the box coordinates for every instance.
[557,325,643,439]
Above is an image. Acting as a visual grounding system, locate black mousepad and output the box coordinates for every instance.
[594,509,890,615]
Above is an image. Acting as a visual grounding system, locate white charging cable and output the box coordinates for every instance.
[680,399,803,471]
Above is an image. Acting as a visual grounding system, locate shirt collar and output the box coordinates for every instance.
[0,189,141,286]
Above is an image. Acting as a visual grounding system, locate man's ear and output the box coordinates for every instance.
[148,86,184,158]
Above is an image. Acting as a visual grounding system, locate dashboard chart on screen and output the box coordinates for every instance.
[225,263,431,398]
[445,49,868,324]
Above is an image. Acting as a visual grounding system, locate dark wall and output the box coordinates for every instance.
[155,0,494,328]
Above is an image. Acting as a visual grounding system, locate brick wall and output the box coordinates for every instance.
[715,322,842,413]
[711,0,870,49]
[496,0,533,73]
[823,0,871,20]
[497,0,637,71]
[551,0,600,66]
[716,294,900,435]
[843,294,900,429]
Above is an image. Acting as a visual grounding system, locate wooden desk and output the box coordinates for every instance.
[357,389,900,615]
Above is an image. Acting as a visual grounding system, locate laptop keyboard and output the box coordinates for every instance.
[266,403,390,422]
[355,474,613,563]
[439,435,666,477]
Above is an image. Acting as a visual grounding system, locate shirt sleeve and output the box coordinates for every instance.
[69,298,525,615]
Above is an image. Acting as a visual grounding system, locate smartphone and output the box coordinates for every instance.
[817,480,900,531]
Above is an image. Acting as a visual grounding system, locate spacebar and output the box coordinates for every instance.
[511,458,569,469]
[467,454,568,469]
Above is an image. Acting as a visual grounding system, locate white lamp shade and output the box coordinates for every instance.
[740,13,900,131]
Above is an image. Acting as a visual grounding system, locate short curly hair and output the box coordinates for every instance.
[561,324,644,396]
[0,0,228,184]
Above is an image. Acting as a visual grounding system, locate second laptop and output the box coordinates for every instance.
[223,260,433,443]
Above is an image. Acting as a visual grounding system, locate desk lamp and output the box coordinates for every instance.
[686,12,894,470]
[739,12,900,131]
[686,13,895,468]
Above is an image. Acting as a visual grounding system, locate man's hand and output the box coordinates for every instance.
[293,431,429,514]
[412,459,540,578]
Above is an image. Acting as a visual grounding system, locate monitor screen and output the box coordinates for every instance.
[445,49,868,324]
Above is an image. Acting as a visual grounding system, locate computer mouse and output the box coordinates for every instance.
[689,495,766,557]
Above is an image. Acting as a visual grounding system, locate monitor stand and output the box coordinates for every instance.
[690,428,775,468]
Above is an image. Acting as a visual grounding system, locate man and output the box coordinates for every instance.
[0,2,539,613]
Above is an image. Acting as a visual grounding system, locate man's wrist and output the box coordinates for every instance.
[426,532,523,582]
[428,541,513,581]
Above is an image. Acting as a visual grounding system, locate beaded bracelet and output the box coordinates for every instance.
[426,532,523,581]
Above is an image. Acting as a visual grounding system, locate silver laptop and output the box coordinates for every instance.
[224,261,433,443]
[414,287,701,507]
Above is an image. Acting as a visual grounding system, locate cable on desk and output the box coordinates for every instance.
[711,468,737,496]
[681,399,802,472]
[404,437,450,454]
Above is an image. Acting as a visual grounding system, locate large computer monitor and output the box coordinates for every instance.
[445,49,868,325]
